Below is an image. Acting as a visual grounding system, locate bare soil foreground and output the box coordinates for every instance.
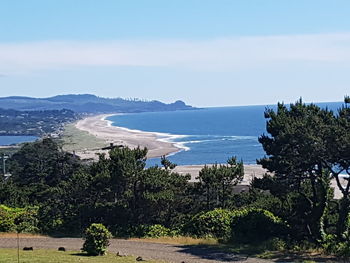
[0,237,272,263]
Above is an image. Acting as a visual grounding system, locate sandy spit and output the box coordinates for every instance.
[75,114,181,159]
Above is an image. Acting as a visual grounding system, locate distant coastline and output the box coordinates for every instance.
[74,114,182,159]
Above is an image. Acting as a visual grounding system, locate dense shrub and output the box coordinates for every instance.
[82,223,112,256]
[185,209,234,240]
[0,207,16,232]
[0,205,38,233]
[261,237,287,251]
[144,224,173,238]
[334,242,350,259]
[118,224,177,238]
[231,208,288,243]
[322,234,350,259]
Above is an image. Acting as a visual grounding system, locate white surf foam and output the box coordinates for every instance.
[103,115,190,154]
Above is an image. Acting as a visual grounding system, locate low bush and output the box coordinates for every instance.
[261,237,287,251]
[144,224,173,238]
[321,234,350,259]
[185,209,234,240]
[82,223,112,256]
[119,224,177,238]
[334,242,350,259]
[231,208,288,243]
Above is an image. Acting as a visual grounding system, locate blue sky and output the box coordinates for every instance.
[1,0,350,106]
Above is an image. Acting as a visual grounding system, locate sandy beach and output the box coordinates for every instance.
[173,164,268,183]
[75,114,181,159]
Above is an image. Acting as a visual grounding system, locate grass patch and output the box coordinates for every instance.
[0,249,163,263]
[60,123,106,152]
[128,236,218,246]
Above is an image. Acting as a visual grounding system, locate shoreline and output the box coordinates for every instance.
[71,115,271,186]
[74,114,182,159]
[173,164,269,183]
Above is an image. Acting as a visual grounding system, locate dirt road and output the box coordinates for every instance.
[0,237,272,263]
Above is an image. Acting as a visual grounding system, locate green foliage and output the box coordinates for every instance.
[334,242,350,259]
[82,223,112,256]
[321,234,350,259]
[144,224,173,238]
[0,205,38,233]
[345,96,350,104]
[258,100,338,241]
[116,224,179,238]
[195,157,244,210]
[231,208,288,243]
[261,237,287,251]
[185,209,234,240]
[160,156,176,170]
[321,234,338,254]
[7,138,81,205]
[257,98,350,243]
[0,207,15,232]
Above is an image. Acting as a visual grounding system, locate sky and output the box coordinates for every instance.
[0,0,350,107]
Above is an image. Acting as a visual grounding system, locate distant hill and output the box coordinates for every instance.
[0,94,194,113]
[0,108,77,136]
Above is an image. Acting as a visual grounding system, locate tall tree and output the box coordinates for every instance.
[8,138,81,204]
[258,99,335,241]
[195,157,243,210]
[323,97,350,237]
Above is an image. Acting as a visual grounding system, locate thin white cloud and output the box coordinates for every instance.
[1,33,350,73]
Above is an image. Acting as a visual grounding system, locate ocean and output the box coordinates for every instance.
[107,106,267,166]
[0,136,38,146]
[107,102,344,166]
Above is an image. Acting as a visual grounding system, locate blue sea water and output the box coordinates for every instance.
[106,102,344,166]
[0,136,38,146]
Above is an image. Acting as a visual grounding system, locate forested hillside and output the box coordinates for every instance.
[0,108,77,136]
[0,94,193,113]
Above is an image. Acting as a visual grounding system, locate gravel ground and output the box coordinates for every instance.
[0,237,272,263]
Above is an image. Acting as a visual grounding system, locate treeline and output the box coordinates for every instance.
[0,94,193,113]
[0,98,350,257]
[0,139,247,237]
[0,108,78,136]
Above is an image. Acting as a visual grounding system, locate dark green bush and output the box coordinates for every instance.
[82,223,112,256]
[231,208,288,243]
[185,209,234,240]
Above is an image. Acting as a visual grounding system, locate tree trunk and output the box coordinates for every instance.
[337,196,350,240]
